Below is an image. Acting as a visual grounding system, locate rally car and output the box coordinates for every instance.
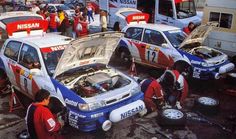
[117,23,235,80]
[0,19,145,131]
[0,11,44,45]
[110,8,149,30]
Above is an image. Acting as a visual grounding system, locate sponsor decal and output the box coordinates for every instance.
[120,105,144,120]
[69,111,86,119]
[47,118,56,127]
[132,15,145,20]
[40,45,67,53]
[65,98,78,107]
[17,23,40,30]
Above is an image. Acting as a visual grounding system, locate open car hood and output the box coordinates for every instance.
[53,32,123,78]
[179,23,218,48]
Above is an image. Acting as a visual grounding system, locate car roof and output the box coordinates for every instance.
[0,11,41,20]
[11,33,72,49]
[125,24,181,32]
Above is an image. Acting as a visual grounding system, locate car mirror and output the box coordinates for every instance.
[30,68,43,76]
[161,43,169,48]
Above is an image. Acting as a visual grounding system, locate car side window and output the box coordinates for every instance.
[125,27,143,41]
[159,0,174,17]
[143,29,166,46]
[19,44,40,69]
[4,41,22,61]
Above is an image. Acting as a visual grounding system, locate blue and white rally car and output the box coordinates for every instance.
[0,21,145,132]
[117,23,235,80]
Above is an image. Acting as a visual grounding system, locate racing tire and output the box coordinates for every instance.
[173,62,193,78]
[0,70,10,95]
[194,97,219,115]
[118,47,131,65]
[157,108,186,128]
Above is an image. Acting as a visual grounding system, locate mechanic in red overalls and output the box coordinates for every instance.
[140,78,164,113]
[158,70,188,109]
[25,89,64,139]
[46,10,60,32]
[77,16,89,37]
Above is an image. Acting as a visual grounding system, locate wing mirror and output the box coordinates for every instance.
[161,43,169,48]
[30,69,43,76]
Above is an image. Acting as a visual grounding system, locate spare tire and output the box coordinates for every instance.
[194,97,219,115]
[157,108,186,128]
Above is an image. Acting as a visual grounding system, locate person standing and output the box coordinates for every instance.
[100,10,107,32]
[77,16,89,37]
[0,0,6,12]
[25,89,64,139]
[46,10,60,32]
[86,2,94,23]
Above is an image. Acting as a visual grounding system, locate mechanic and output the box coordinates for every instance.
[140,78,164,113]
[46,10,60,32]
[183,22,196,35]
[25,89,64,139]
[158,70,188,109]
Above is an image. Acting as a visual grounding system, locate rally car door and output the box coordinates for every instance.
[142,29,174,68]
[124,27,144,63]
[17,43,41,97]
[2,40,22,90]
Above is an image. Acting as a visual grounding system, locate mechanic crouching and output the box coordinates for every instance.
[140,70,188,113]
[25,89,65,139]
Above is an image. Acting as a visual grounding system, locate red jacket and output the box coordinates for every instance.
[78,21,89,37]
[141,78,164,111]
[183,27,191,35]
[33,104,62,139]
[49,13,58,29]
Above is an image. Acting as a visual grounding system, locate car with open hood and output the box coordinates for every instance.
[117,23,234,80]
[0,30,145,132]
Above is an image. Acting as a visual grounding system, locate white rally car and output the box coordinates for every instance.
[0,19,145,131]
[110,8,149,29]
[117,23,234,80]
[0,11,44,45]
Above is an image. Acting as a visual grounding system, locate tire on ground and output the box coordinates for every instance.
[157,108,186,128]
[194,96,219,115]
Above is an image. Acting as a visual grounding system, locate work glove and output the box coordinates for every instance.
[162,102,172,109]
[58,115,65,127]
[175,101,182,109]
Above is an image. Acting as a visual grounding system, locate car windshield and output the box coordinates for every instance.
[56,5,70,10]
[164,30,186,48]
[1,16,43,25]
[175,0,196,19]
[41,46,66,76]
[120,11,141,17]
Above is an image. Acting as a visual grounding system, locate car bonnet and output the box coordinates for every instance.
[179,23,217,48]
[53,32,123,78]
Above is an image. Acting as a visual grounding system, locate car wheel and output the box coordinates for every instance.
[119,48,131,64]
[194,97,219,115]
[0,70,10,95]
[157,108,186,128]
[173,62,192,78]
[18,129,30,139]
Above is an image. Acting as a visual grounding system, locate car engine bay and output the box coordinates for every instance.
[59,67,131,98]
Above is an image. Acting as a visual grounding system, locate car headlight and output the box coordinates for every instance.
[78,101,106,111]
[130,86,141,95]
[201,62,214,67]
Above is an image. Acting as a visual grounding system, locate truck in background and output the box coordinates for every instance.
[92,0,201,29]
[202,0,236,63]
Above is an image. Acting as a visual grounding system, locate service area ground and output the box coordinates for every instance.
[1,54,236,139]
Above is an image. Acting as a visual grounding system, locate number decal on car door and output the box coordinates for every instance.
[147,50,157,63]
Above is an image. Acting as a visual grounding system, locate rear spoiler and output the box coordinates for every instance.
[6,19,48,38]
[126,13,150,25]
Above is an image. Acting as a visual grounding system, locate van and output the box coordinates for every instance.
[202,0,236,63]
[94,0,201,29]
